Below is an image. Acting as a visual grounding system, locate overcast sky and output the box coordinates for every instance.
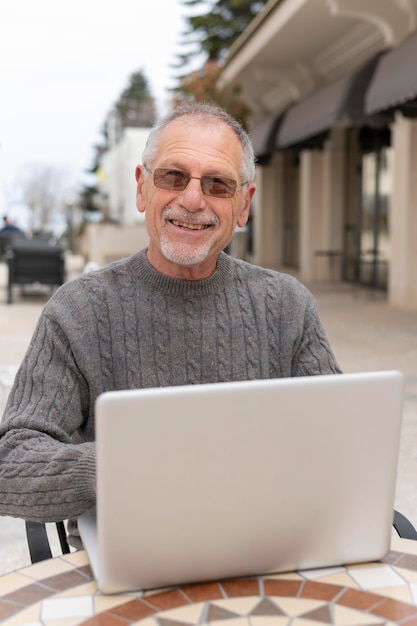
[0,0,189,221]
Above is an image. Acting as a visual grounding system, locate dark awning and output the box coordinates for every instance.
[250,113,284,164]
[276,56,379,150]
[365,31,417,115]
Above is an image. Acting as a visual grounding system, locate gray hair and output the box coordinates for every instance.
[142,102,256,184]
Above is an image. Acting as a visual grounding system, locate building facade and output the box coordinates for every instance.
[221,0,417,310]
[99,127,150,225]
[81,127,150,267]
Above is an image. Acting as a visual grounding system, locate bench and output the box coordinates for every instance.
[6,239,66,304]
[0,231,27,258]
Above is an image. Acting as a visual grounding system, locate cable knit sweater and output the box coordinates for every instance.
[0,249,341,547]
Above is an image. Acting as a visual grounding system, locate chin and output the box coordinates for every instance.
[161,243,211,267]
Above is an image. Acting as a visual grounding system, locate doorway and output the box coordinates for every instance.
[344,126,391,290]
[282,152,300,268]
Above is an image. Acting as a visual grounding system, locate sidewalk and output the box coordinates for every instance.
[0,264,416,574]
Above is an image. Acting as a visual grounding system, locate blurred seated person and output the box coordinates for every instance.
[0,216,24,233]
[0,102,341,549]
[0,216,25,255]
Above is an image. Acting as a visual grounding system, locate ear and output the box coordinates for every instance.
[236,183,256,228]
[135,165,146,214]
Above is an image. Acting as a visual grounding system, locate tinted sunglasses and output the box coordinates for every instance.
[147,167,247,199]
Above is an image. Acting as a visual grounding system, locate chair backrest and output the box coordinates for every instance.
[7,239,65,285]
[6,239,66,304]
[25,521,70,563]
[393,510,417,540]
[0,231,26,256]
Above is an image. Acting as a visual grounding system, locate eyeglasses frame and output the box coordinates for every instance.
[143,166,248,199]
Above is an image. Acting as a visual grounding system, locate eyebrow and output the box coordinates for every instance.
[157,162,237,179]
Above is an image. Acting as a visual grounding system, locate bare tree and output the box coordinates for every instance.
[17,163,74,234]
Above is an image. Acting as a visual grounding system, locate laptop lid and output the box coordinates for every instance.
[80,370,404,594]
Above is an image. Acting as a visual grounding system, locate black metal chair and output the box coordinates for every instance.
[0,230,26,258]
[393,510,417,540]
[25,521,70,563]
[6,238,66,304]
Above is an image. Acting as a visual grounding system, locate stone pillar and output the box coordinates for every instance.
[299,150,325,283]
[390,113,417,310]
[252,153,284,269]
[321,128,345,281]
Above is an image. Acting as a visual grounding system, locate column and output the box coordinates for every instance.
[299,150,324,283]
[321,128,345,281]
[252,153,284,269]
[390,113,417,310]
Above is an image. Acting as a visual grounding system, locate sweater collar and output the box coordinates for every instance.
[129,248,233,296]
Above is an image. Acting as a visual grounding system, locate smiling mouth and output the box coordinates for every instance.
[171,219,211,230]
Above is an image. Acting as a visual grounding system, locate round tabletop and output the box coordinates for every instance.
[2,536,417,626]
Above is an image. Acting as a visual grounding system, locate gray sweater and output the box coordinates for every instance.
[0,249,341,547]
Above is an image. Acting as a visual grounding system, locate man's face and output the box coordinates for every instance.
[135,119,256,280]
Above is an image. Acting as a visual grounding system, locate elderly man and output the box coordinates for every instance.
[0,103,341,548]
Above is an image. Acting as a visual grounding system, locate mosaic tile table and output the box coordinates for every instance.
[2,536,417,626]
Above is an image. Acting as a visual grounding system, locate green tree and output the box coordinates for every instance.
[115,69,157,130]
[178,0,268,66]
[171,0,268,126]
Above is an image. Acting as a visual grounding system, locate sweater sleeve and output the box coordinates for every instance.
[291,294,342,376]
[0,311,96,523]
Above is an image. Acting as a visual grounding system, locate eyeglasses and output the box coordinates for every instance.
[147,167,247,199]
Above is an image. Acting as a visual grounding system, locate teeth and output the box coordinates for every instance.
[171,220,209,230]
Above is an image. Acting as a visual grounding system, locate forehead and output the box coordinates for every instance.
[154,118,244,174]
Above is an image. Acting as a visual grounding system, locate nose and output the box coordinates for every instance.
[178,176,205,210]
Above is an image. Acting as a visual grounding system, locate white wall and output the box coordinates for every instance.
[81,222,149,267]
[99,128,150,225]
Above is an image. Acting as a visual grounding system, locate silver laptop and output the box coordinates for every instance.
[79,370,404,595]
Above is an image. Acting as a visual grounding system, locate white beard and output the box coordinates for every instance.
[159,206,219,267]
[160,230,216,266]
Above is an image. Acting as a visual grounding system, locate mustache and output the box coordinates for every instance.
[162,205,219,227]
